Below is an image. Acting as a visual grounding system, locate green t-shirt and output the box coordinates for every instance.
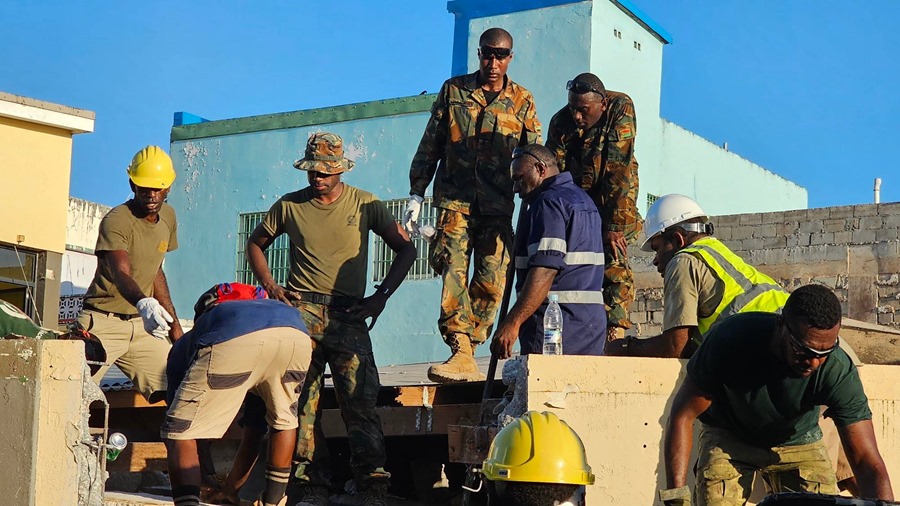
[688,312,871,448]
[0,300,55,339]
[262,184,392,300]
[83,201,178,314]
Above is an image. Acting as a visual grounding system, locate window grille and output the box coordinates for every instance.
[373,197,438,282]
[647,193,660,208]
[235,212,291,285]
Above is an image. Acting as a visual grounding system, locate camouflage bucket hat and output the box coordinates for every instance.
[293,132,355,174]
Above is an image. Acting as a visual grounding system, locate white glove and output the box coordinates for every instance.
[136,297,174,339]
[402,195,424,238]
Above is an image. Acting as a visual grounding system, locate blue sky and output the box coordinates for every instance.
[2,1,897,208]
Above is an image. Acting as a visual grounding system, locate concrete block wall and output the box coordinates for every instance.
[630,202,900,336]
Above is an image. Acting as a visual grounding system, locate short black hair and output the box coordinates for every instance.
[480,27,513,48]
[493,481,579,506]
[570,72,606,96]
[783,284,842,330]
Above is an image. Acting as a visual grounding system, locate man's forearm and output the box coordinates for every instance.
[626,327,692,358]
[664,417,694,488]
[246,241,278,291]
[104,254,150,307]
[857,468,894,500]
[380,243,416,294]
[153,269,178,318]
[504,267,556,328]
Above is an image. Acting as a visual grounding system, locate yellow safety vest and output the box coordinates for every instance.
[679,237,789,339]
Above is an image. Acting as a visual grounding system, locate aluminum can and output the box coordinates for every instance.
[106,432,128,461]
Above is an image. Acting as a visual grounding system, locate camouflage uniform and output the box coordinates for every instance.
[410,72,541,348]
[292,301,389,489]
[546,90,641,330]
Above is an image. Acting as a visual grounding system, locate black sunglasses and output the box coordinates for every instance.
[479,46,512,60]
[566,80,605,96]
[511,147,543,165]
[785,322,839,359]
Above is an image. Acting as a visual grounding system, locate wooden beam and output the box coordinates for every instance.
[101,390,166,409]
[390,385,436,407]
[321,404,480,437]
[107,442,168,473]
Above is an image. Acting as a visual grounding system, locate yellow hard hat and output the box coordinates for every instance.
[127,145,175,189]
[482,411,595,486]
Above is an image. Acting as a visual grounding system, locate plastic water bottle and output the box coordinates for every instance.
[543,294,563,355]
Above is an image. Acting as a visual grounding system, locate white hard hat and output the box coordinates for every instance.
[640,194,709,252]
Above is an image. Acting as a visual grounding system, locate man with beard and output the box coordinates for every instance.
[660,285,893,505]
[77,145,183,404]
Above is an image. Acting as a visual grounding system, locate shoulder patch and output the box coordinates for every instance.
[616,124,634,140]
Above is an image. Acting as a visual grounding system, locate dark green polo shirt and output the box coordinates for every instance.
[687,312,871,448]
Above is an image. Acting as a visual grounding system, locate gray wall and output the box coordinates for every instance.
[631,202,900,336]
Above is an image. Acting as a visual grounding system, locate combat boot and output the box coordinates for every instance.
[427,334,484,383]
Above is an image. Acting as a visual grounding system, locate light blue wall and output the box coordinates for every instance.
[168,111,455,366]
[590,0,665,215]
[658,120,807,215]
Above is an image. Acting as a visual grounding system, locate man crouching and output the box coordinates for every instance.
[162,283,312,506]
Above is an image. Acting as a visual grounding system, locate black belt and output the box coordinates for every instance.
[83,304,140,321]
[294,291,357,308]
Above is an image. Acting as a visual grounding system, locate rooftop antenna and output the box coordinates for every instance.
[875,177,882,204]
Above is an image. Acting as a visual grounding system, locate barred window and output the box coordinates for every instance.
[646,193,659,208]
[236,199,438,286]
[235,212,291,285]
[373,197,438,282]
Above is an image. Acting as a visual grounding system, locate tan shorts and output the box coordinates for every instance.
[78,309,171,401]
[161,326,312,440]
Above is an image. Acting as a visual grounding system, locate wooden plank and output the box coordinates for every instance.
[391,385,435,406]
[322,404,481,437]
[102,390,166,409]
[107,442,168,473]
[106,441,242,473]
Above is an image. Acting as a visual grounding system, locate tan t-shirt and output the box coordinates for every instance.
[662,252,723,333]
[262,184,392,300]
[84,202,178,314]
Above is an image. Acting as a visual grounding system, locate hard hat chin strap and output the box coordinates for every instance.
[678,221,714,235]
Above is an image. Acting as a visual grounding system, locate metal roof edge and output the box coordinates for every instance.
[170,94,437,142]
[445,0,671,44]
[446,0,583,19]
[612,0,673,44]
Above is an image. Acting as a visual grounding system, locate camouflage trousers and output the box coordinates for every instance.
[604,220,642,329]
[430,208,513,346]
[694,424,838,505]
[292,301,390,488]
